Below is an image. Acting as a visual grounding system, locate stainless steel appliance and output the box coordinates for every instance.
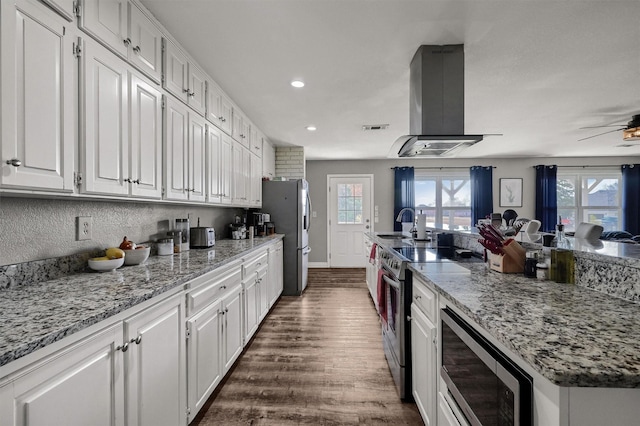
[441,307,533,426]
[378,245,414,401]
[261,179,311,296]
[190,227,215,248]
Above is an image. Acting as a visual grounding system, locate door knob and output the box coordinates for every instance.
[6,159,21,167]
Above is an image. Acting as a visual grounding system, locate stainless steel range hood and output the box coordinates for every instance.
[390,45,483,157]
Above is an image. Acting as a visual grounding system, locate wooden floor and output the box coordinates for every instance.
[192,268,423,425]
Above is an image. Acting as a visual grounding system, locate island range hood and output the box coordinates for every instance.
[389,44,483,157]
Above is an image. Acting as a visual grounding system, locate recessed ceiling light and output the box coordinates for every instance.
[291,80,305,88]
[306,126,317,131]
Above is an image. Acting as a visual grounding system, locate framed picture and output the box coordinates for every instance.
[500,178,523,207]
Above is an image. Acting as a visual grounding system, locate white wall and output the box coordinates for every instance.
[306,156,636,263]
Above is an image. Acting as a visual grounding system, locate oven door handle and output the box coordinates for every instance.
[382,274,401,290]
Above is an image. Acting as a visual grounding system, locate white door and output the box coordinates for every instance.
[124,294,186,426]
[163,95,189,201]
[186,300,222,423]
[1,0,75,192]
[11,323,124,426]
[187,63,207,115]
[81,37,129,196]
[162,39,188,103]
[222,284,244,372]
[188,113,206,202]
[220,134,233,204]
[328,175,373,267]
[206,124,222,204]
[128,3,162,83]
[80,0,128,58]
[129,72,162,199]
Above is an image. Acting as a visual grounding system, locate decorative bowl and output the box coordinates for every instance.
[88,257,125,272]
[123,246,151,265]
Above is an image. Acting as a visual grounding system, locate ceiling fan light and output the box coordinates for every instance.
[623,126,640,141]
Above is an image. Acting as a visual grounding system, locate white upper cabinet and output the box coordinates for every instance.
[205,81,233,135]
[41,0,75,21]
[127,3,162,83]
[262,139,276,180]
[250,127,262,157]
[163,38,207,116]
[129,72,163,199]
[79,0,128,57]
[163,95,206,202]
[188,112,207,202]
[232,109,251,148]
[80,0,162,83]
[220,134,233,205]
[1,0,75,192]
[80,37,130,196]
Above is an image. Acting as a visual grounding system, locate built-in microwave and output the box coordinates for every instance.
[440,307,533,426]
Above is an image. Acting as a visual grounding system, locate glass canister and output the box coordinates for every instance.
[157,238,174,256]
[167,231,182,253]
[175,218,190,251]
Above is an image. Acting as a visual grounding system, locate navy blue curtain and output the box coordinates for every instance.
[621,164,640,235]
[535,165,557,232]
[470,166,493,227]
[393,167,415,231]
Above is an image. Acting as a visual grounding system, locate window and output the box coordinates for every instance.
[557,170,621,232]
[337,183,363,224]
[414,170,471,230]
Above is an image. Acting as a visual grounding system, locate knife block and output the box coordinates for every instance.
[488,239,526,273]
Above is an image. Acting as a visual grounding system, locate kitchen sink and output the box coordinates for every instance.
[376,233,410,239]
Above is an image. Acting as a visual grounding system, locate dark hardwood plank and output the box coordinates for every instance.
[192,268,423,425]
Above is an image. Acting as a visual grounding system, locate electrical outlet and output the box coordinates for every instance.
[77,216,92,241]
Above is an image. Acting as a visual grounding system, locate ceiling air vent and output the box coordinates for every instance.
[362,124,389,131]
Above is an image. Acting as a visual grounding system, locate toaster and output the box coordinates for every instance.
[190,227,215,248]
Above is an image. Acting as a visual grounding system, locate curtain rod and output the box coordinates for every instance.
[390,166,496,170]
[534,165,622,169]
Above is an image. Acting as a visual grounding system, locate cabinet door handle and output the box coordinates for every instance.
[123,38,131,46]
[188,91,195,98]
[415,295,421,300]
[132,45,141,54]
[5,158,21,167]
[225,307,229,313]
[116,342,129,352]
[130,336,142,345]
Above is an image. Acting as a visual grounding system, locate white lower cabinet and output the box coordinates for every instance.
[268,241,284,308]
[185,262,242,423]
[1,293,186,426]
[186,300,222,422]
[124,294,186,426]
[243,250,269,342]
[412,276,439,426]
[411,303,437,426]
[221,283,244,372]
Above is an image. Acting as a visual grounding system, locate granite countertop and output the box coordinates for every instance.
[403,252,640,389]
[0,236,282,369]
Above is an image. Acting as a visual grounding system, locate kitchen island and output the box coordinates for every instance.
[370,232,640,425]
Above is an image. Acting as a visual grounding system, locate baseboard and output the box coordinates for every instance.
[309,262,329,268]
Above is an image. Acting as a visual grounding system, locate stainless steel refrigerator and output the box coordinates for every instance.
[261,179,311,295]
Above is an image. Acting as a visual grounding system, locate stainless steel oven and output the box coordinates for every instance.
[441,307,533,426]
[378,246,413,401]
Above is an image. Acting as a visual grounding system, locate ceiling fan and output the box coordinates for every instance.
[578,114,640,142]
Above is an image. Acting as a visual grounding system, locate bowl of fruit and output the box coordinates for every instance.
[88,247,125,272]
[119,237,150,266]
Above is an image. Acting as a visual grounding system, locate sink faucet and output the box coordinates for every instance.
[395,208,416,235]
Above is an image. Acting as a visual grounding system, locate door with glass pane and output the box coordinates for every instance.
[328,175,373,267]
